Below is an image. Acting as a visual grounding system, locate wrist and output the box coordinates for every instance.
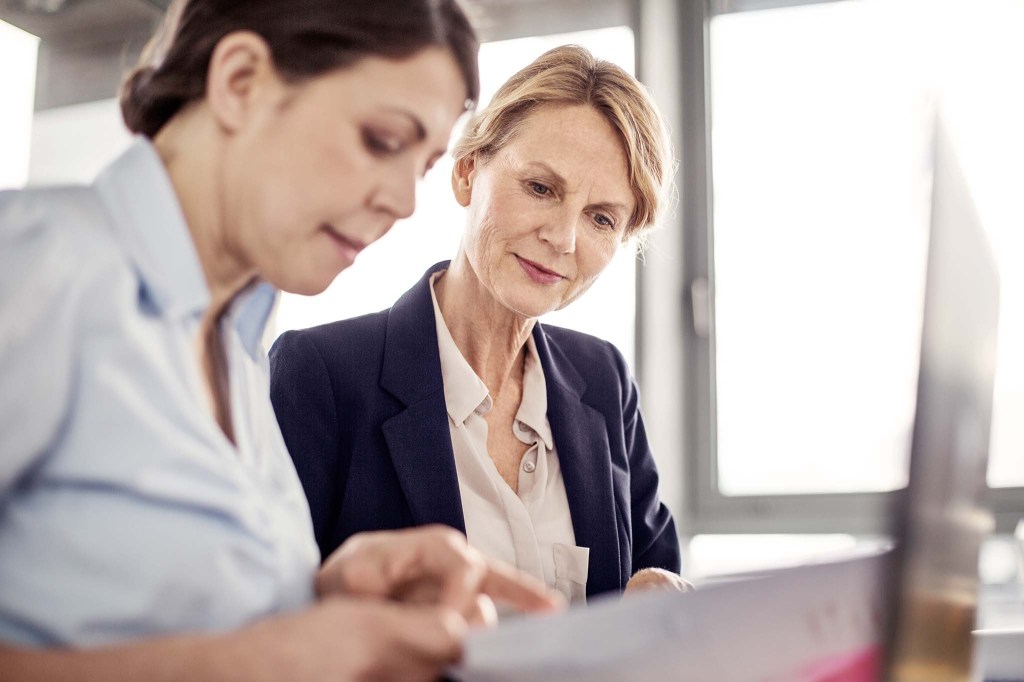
[192,623,274,682]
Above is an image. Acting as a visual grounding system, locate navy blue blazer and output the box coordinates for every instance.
[269,262,680,598]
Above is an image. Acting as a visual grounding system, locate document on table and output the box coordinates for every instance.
[452,552,886,682]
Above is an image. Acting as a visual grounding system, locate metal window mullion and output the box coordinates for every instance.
[676,0,718,528]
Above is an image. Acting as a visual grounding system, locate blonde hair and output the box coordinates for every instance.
[452,44,673,241]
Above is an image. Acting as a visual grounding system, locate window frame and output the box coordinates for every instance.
[678,0,1024,535]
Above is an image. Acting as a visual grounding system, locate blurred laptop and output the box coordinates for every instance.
[884,114,1002,681]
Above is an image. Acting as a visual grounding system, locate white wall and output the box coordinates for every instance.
[28,98,132,186]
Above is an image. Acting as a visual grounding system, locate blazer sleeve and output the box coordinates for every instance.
[614,348,682,575]
[269,330,342,559]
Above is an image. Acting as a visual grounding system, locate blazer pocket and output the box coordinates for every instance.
[553,543,590,605]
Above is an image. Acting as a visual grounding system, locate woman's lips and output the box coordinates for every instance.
[323,225,366,262]
[516,255,564,285]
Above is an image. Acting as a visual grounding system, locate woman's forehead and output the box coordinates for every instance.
[499,107,632,184]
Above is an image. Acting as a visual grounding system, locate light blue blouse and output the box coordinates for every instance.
[0,139,320,647]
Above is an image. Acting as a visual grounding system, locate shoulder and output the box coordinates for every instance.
[536,323,638,417]
[1,185,128,278]
[2,185,114,238]
[0,186,135,335]
[538,323,631,382]
[270,309,391,378]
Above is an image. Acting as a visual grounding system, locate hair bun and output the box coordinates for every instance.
[119,65,192,139]
[119,66,161,136]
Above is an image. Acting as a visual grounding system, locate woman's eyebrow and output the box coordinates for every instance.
[588,201,630,220]
[379,106,427,141]
[522,161,567,185]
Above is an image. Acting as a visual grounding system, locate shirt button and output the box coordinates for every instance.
[523,460,536,474]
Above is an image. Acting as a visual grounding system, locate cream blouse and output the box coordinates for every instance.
[429,272,590,604]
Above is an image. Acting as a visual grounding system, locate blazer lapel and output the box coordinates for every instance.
[534,325,624,596]
[379,262,466,534]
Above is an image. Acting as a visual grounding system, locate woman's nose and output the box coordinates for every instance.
[538,210,578,254]
[373,166,417,220]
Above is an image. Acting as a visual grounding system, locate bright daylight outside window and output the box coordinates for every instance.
[274,26,640,368]
[709,0,1023,497]
[0,20,38,190]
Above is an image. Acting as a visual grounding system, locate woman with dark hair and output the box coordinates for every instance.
[0,0,558,679]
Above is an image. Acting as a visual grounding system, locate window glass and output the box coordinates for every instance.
[944,3,1024,489]
[0,20,38,190]
[711,1,930,495]
[709,0,1023,495]
[687,534,862,580]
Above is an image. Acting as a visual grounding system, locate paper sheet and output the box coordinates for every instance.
[453,553,886,682]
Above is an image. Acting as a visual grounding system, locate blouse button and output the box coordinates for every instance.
[523,460,536,474]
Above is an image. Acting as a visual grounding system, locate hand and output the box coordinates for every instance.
[0,599,471,682]
[234,597,467,682]
[316,525,565,626]
[623,567,694,595]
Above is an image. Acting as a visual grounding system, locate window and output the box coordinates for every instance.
[685,0,1024,533]
[687,533,863,581]
[273,26,641,368]
[711,1,930,496]
[0,20,38,190]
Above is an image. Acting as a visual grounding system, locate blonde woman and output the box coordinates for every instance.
[271,45,688,606]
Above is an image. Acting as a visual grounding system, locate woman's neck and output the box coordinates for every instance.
[153,106,257,326]
[435,251,535,397]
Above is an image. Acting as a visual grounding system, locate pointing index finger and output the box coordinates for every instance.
[481,559,566,613]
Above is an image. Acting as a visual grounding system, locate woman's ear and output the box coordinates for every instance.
[205,31,281,134]
[451,155,477,207]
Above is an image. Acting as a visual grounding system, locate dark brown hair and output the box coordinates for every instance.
[120,0,479,138]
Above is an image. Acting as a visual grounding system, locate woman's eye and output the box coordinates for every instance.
[364,130,403,156]
[529,181,551,196]
[594,213,615,229]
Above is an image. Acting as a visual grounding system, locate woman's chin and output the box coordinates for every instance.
[497,290,562,320]
[272,268,340,297]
